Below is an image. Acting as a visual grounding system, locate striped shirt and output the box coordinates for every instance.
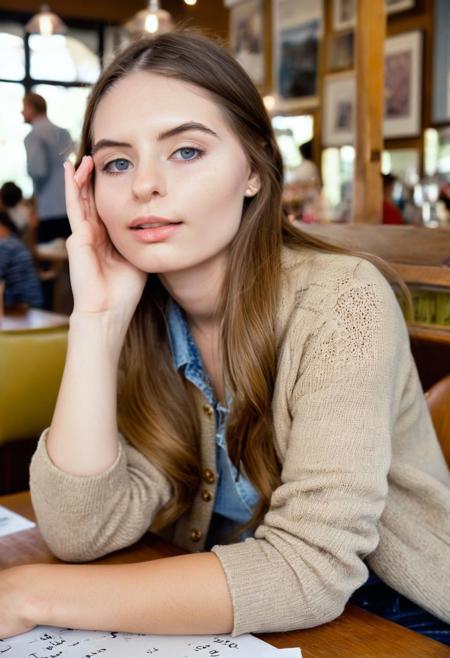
[0,235,43,308]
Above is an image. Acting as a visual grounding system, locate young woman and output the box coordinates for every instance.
[1,32,449,643]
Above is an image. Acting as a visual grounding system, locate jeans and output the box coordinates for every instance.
[350,572,450,646]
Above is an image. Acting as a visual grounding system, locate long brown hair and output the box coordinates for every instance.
[76,31,405,535]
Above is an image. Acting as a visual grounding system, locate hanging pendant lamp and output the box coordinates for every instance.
[124,0,173,37]
[24,4,67,36]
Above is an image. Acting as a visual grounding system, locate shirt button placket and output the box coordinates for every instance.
[203,468,216,484]
[190,528,202,542]
[202,404,214,418]
[201,489,212,502]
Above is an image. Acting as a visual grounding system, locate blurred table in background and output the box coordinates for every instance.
[34,239,72,314]
[0,307,69,332]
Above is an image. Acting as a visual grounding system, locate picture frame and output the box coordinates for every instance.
[432,0,450,123]
[384,31,422,138]
[272,0,323,110]
[229,0,264,85]
[332,0,415,32]
[386,0,415,15]
[322,73,355,146]
[333,0,356,32]
[328,31,354,72]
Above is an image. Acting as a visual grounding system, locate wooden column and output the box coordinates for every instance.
[352,0,385,224]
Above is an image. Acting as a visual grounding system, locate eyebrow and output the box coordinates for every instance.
[91,122,219,156]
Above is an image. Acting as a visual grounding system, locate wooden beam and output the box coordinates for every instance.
[352,0,385,224]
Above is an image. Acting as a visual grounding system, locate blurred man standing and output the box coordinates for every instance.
[22,92,73,243]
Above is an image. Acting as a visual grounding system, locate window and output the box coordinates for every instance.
[0,16,104,198]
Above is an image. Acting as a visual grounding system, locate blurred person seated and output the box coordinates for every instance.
[0,211,43,310]
[382,173,404,225]
[1,181,38,247]
[294,140,321,189]
[283,141,323,222]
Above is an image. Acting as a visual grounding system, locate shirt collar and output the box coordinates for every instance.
[167,299,197,371]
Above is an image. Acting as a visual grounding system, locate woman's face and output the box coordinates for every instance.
[91,71,260,276]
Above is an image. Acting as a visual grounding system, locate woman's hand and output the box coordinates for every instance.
[0,567,37,639]
[64,156,147,321]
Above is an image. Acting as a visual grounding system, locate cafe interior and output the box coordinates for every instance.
[0,0,449,655]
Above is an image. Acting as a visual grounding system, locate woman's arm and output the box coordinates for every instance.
[1,554,233,639]
[30,158,167,560]
[46,312,127,476]
[45,158,147,476]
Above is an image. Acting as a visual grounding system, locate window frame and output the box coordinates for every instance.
[0,9,108,92]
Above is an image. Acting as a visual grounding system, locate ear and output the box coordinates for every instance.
[244,170,261,197]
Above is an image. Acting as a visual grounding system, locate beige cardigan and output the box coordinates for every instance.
[30,247,450,635]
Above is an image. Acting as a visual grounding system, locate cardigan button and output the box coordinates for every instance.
[190,528,202,542]
[201,489,212,502]
[202,404,214,417]
[203,468,216,484]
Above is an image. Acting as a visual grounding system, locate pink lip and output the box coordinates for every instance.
[128,215,175,229]
[131,223,181,243]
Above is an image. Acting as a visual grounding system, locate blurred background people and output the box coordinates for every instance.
[22,92,73,244]
[0,181,38,247]
[382,173,404,225]
[0,210,43,310]
[294,140,321,189]
[283,140,325,222]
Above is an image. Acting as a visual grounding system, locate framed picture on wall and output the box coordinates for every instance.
[386,0,415,14]
[333,0,415,32]
[272,0,323,108]
[322,73,355,146]
[229,0,264,85]
[384,31,422,138]
[333,0,356,31]
[432,0,450,123]
[328,31,354,71]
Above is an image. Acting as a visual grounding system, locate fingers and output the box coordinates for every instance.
[74,155,94,190]
[64,160,85,232]
[64,156,99,233]
[75,156,99,223]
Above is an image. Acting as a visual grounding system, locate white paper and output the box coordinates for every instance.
[0,626,301,658]
[0,506,35,538]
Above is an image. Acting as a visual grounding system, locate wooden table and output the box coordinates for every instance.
[0,308,69,333]
[1,492,449,658]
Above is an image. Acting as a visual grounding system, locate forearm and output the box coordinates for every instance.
[20,554,233,635]
[47,312,128,476]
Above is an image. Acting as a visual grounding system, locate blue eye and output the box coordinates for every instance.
[103,158,130,173]
[174,147,202,161]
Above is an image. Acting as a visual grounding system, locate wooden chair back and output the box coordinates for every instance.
[426,375,450,468]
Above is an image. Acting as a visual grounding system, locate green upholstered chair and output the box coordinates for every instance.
[0,323,67,492]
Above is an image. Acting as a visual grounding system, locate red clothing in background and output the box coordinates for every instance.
[382,199,403,225]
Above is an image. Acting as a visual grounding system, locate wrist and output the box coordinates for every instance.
[6,565,49,628]
[69,309,132,355]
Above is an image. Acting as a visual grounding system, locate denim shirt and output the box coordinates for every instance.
[167,302,260,538]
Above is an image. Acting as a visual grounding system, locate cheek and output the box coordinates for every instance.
[189,160,248,213]
[94,183,121,231]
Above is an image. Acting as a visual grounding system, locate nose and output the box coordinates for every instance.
[131,160,167,202]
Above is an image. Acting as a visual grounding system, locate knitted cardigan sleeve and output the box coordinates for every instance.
[30,432,172,562]
[212,259,409,635]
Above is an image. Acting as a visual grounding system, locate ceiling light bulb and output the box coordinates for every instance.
[145,13,159,33]
[24,4,67,35]
[39,14,53,36]
[184,0,197,5]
